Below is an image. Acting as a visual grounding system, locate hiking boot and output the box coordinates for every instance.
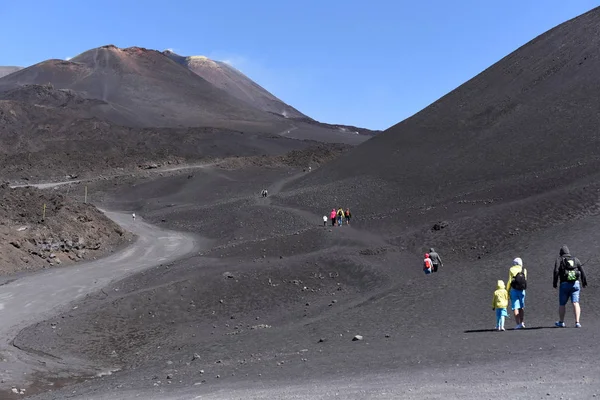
[555,321,566,328]
[514,324,522,330]
[575,322,582,328]
[520,322,525,328]
[500,327,505,331]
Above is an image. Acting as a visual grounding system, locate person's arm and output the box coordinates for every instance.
[492,293,496,310]
[577,258,587,287]
[438,254,443,266]
[553,258,560,288]
[506,270,512,292]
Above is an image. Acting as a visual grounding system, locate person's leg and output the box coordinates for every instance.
[574,302,581,323]
[495,309,501,329]
[571,282,581,325]
[558,282,569,323]
[510,290,521,326]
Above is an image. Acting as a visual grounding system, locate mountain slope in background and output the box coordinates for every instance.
[0,45,278,128]
[163,50,307,119]
[283,6,600,255]
[0,66,22,79]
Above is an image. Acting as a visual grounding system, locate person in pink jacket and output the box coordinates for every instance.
[330,209,337,227]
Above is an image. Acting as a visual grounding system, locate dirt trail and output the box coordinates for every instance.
[0,210,200,394]
[4,170,390,399]
[9,162,220,189]
[256,170,389,248]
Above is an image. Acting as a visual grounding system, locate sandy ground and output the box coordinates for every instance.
[0,210,198,398]
[0,165,596,400]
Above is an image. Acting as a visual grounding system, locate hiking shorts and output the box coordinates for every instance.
[510,288,526,310]
[559,281,580,306]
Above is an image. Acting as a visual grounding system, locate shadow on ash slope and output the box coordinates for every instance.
[0,210,199,395]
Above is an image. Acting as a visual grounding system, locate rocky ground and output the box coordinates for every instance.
[1,165,598,400]
[0,183,132,275]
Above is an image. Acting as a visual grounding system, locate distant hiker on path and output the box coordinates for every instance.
[345,208,351,225]
[261,189,268,198]
[132,213,136,221]
[553,245,587,328]
[337,208,344,226]
[507,257,527,329]
[323,215,327,227]
[330,209,337,227]
[492,280,509,331]
[423,253,433,274]
[429,248,443,272]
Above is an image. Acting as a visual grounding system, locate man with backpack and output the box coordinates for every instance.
[553,245,587,328]
[428,248,443,273]
[507,257,527,329]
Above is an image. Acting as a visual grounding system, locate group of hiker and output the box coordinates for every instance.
[324,208,351,227]
[423,249,443,274]
[423,245,589,330]
[491,245,588,331]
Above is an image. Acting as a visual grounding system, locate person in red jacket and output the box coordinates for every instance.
[330,209,337,227]
[423,253,433,275]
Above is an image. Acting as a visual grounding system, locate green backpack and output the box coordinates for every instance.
[561,256,580,282]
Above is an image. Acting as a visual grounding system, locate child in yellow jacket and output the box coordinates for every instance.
[492,280,509,331]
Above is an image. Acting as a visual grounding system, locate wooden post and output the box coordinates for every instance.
[84,185,88,203]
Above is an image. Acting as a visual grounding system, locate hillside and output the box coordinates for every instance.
[0,66,22,78]
[0,45,278,128]
[163,50,307,119]
[4,8,600,400]
[281,6,600,256]
[0,183,131,275]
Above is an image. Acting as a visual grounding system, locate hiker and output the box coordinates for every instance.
[553,245,587,328]
[330,209,337,227]
[492,280,509,331]
[507,257,527,329]
[337,208,344,226]
[132,213,136,221]
[429,248,443,272]
[345,208,351,225]
[261,189,268,198]
[322,215,327,227]
[423,253,433,275]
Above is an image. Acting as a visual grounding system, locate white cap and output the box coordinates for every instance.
[513,257,523,266]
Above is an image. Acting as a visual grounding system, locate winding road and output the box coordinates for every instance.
[0,210,199,393]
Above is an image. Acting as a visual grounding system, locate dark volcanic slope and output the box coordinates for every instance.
[282,6,600,254]
[0,45,277,128]
[164,50,307,120]
[0,66,22,78]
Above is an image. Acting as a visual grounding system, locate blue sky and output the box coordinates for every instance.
[0,1,597,130]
